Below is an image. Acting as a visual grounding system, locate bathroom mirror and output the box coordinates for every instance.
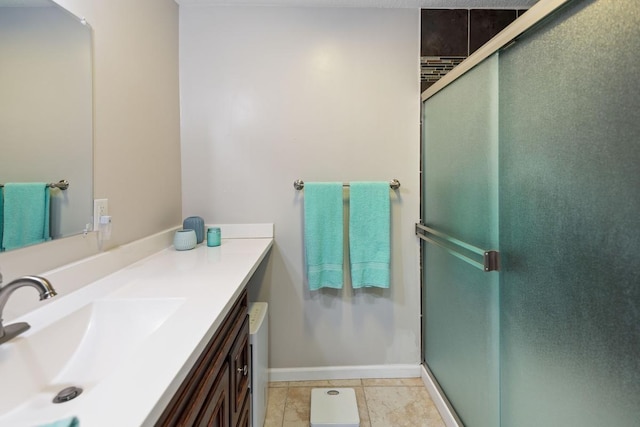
[0,0,93,251]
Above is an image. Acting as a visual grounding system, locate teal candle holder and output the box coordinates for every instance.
[207,227,221,247]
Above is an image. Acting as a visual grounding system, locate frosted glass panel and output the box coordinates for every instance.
[422,57,499,249]
[499,1,640,425]
[422,54,499,427]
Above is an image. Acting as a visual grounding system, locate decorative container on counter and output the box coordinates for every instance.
[174,229,197,251]
[207,227,221,247]
[183,216,205,243]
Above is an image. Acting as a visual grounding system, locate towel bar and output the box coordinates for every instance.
[0,180,69,190]
[293,179,400,190]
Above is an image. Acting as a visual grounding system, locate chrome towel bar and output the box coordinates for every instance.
[294,179,400,191]
[415,223,500,272]
[0,180,69,190]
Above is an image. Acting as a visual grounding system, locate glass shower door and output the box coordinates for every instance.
[499,1,640,425]
[420,53,500,427]
[421,2,640,425]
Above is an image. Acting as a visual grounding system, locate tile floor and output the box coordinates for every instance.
[264,378,445,427]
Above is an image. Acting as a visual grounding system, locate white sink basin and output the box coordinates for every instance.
[0,298,184,418]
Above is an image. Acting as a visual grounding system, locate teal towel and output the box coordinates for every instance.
[38,416,79,427]
[304,182,344,290]
[349,182,390,288]
[1,183,51,251]
[0,190,3,251]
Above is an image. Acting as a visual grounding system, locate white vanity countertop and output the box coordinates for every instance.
[0,236,273,427]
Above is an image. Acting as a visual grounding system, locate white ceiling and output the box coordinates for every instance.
[175,0,538,8]
[0,0,538,8]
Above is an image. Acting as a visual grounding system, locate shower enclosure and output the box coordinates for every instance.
[418,1,640,426]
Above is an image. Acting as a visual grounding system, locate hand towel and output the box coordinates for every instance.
[38,416,80,427]
[304,182,344,290]
[0,189,3,251]
[1,183,51,251]
[349,182,390,288]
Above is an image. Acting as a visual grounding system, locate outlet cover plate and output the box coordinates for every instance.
[93,199,108,231]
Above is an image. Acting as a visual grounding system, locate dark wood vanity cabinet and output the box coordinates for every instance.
[156,289,251,427]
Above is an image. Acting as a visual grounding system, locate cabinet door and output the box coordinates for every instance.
[197,363,231,427]
[236,394,251,427]
[230,316,250,427]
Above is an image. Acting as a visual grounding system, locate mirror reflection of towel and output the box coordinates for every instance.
[1,183,50,251]
[0,190,3,249]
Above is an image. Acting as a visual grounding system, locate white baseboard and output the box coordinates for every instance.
[269,364,421,383]
[421,365,461,427]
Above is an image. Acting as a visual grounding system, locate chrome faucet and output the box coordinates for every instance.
[0,273,57,345]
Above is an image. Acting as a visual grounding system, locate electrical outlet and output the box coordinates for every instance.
[93,199,108,231]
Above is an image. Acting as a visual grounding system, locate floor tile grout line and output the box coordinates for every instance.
[280,384,288,427]
[361,385,372,427]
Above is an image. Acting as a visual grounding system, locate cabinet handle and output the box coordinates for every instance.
[237,365,248,376]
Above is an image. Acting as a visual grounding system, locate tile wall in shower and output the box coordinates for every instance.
[421,9,528,92]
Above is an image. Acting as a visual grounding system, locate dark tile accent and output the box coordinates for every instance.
[517,9,529,17]
[421,9,469,56]
[421,56,466,83]
[469,9,517,54]
[420,55,466,92]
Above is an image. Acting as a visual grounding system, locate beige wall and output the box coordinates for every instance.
[180,6,421,370]
[0,0,181,294]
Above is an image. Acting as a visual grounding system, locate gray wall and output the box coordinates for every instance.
[180,6,421,370]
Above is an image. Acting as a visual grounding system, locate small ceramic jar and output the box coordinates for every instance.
[174,229,197,250]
